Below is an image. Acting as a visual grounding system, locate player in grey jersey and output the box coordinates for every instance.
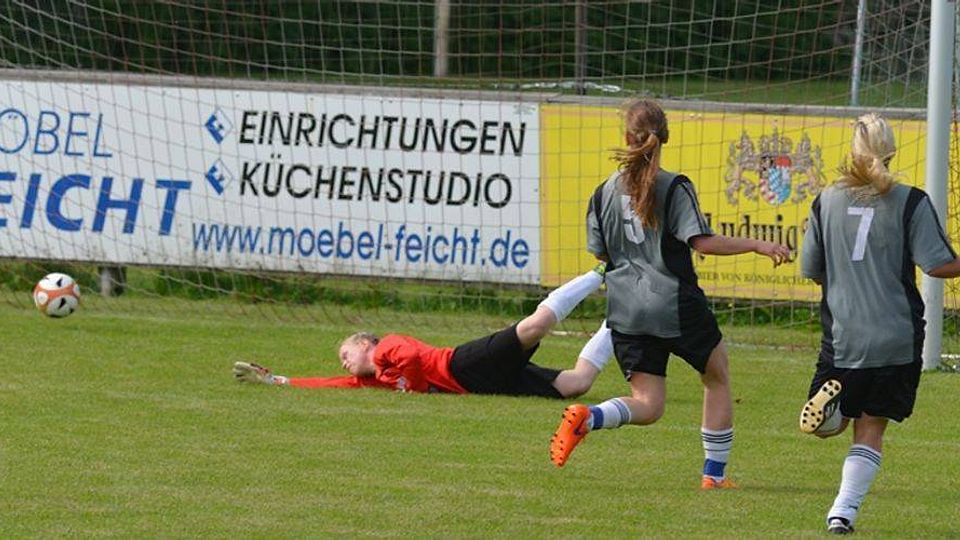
[798,113,960,535]
[548,99,790,490]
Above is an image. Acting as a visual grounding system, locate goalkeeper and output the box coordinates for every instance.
[234,265,612,399]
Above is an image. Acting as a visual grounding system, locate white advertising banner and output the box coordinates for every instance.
[0,81,540,283]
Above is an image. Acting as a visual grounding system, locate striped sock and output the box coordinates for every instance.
[827,444,882,526]
[701,427,734,480]
[588,398,632,430]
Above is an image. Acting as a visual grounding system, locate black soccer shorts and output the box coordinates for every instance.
[807,358,922,423]
[610,306,723,378]
[449,324,562,398]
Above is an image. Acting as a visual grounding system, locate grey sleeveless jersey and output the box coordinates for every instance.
[801,184,956,369]
[586,169,713,337]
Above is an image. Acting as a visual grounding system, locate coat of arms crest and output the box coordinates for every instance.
[725,129,825,205]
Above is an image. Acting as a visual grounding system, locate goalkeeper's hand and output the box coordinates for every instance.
[233,361,289,385]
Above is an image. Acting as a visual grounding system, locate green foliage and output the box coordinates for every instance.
[0,1,850,83]
[0,261,99,293]
[1,302,958,537]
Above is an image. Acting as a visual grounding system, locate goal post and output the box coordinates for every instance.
[921,0,956,370]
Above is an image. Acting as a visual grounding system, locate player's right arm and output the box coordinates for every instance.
[586,184,608,261]
[289,375,393,389]
[800,194,826,283]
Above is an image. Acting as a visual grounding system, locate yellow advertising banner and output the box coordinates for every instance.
[540,104,933,304]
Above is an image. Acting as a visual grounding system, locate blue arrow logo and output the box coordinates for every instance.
[204,108,233,144]
[205,159,233,195]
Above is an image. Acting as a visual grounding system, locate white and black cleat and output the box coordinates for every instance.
[800,379,842,434]
[827,517,854,535]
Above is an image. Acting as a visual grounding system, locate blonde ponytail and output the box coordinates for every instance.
[837,113,897,199]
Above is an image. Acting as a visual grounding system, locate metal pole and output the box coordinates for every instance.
[433,0,450,78]
[850,0,867,106]
[921,0,956,371]
[574,1,586,95]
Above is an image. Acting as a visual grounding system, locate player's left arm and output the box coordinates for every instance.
[691,235,790,266]
[670,178,790,265]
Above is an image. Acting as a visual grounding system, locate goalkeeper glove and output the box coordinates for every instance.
[233,361,289,385]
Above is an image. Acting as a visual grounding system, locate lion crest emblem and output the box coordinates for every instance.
[725,129,825,205]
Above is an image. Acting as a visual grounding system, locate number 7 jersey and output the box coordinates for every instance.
[801,184,956,369]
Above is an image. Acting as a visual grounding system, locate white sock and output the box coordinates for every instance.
[702,427,733,462]
[538,270,603,322]
[588,398,632,430]
[827,444,882,526]
[701,427,734,480]
[579,320,613,371]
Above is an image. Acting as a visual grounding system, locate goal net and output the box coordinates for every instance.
[0,1,953,348]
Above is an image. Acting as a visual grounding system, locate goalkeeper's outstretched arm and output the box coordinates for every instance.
[233,361,395,389]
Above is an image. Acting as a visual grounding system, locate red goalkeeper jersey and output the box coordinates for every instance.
[372,334,466,393]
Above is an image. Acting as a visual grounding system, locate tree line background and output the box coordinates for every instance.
[0,1,927,89]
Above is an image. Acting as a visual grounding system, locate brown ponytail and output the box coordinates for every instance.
[613,99,669,228]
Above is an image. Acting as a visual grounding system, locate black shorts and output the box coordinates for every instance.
[807,358,922,422]
[449,324,562,399]
[610,312,722,378]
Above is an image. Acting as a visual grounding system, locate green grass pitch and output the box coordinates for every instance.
[1,301,958,538]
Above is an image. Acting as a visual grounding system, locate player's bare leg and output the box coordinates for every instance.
[699,342,737,489]
[701,342,733,429]
[516,306,561,349]
[623,373,667,424]
[517,264,605,349]
[551,320,614,398]
[551,358,600,398]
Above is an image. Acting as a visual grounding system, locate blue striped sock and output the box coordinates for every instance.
[588,398,631,430]
[703,458,726,479]
[701,427,734,479]
[588,406,604,430]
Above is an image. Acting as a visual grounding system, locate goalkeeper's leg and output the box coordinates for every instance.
[516,263,605,349]
[552,320,613,398]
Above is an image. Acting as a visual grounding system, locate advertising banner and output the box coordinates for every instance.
[540,104,931,302]
[0,82,541,284]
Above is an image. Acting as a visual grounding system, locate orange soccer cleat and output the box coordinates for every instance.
[550,404,590,467]
[700,476,739,490]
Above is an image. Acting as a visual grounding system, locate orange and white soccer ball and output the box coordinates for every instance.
[33,272,81,318]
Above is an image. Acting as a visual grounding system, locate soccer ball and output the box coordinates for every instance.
[33,272,81,318]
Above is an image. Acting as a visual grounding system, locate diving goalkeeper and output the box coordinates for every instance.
[233,266,612,399]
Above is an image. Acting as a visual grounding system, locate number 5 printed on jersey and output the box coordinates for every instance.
[620,195,645,244]
[847,207,874,261]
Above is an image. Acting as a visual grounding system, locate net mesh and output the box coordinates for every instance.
[0,1,954,353]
